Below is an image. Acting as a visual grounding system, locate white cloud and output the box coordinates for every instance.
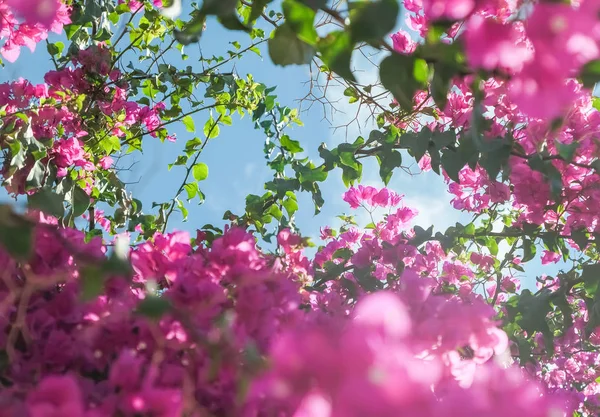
[403,194,464,231]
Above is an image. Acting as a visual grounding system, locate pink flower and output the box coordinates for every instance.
[342,187,361,208]
[292,392,332,417]
[278,228,303,254]
[423,0,476,20]
[353,291,412,339]
[372,188,391,207]
[7,0,60,27]
[26,375,84,417]
[52,137,86,168]
[320,226,335,241]
[119,0,143,11]
[123,388,183,417]
[507,3,600,119]
[343,186,401,209]
[404,0,423,13]
[470,252,494,270]
[1,42,22,63]
[99,156,113,169]
[391,30,417,54]
[406,13,428,37]
[464,16,531,72]
[541,250,561,265]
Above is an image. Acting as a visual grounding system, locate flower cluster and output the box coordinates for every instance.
[0,0,71,62]
[389,0,600,247]
[342,185,403,209]
[0,0,598,416]
[0,199,583,416]
[261,292,567,417]
[401,0,600,119]
[0,43,168,197]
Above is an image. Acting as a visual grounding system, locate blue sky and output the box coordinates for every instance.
[0,3,564,289]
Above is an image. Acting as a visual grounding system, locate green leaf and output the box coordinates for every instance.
[267,204,283,220]
[318,31,355,81]
[282,0,318,45]
[580,59,600,88]
[555,140,579,162]
[413,58,429,84]
[184,182,199,201]
[218,13,251,32]
[354,266,383,292]
[440,151,463,183]
[541,231,560,253]
[570,228,589,251]
[377,149,402,185]
[8,140,25,169]
[28,189,65,218]
[380,53,426,110]
[297,165,328,183]
[431,62,455,109]
[401,132,428,162]
[553,290,573,331]
[298,0,327,9]
[136,296,172,320]
[282,193,299,216]
[46,42,61,56]
[182,115,196,132]
[203,116,220,139]
[269,23,316,66]
[192,163,209,181]
[333,247,353,261]
[522,239,536,262]
[344,87,359,103]
[593,159,600,176]
[427,129,456,149]
[177,198,189,220]
[440,135,478,182]
[341,162,363,187]
[174,13,206,45]
[527,155,563,200]
[464,223,475,235]
[25,160,46,189]
[582,263,600,298]
[280,135,304,153]
[80,265,105,301]
[72,187,91,217]
[516,289,554,356]
[410,225,434,247]
[486,237,499,256]
[435,232,455,253]
[338,149,359,170]
[249,0,273,22]
[311,184,325,214]
[142,80,158,99]
[201,0,237,15]
[513,335,533,365]
[266,178,300,196]
[349,0,399,43]
[479,142,511,180]
[64,24,80,40]
[0,205,34,261]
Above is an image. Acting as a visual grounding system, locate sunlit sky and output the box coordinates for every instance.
[0,3,564,289]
